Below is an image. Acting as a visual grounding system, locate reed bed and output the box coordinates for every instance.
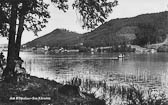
[64,77,168,105]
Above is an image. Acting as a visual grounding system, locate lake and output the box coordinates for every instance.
[10,52,165,88]
[3,51,168,92]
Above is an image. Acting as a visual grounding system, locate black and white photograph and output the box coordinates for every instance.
[0,0,168,105]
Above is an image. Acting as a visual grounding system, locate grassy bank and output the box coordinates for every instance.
[0,74,168,105]
[0,76,105,105]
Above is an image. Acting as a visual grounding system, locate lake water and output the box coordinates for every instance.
[11,52,166,88]
[3,51,168,91]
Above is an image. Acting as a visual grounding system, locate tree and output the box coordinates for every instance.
[1,0,50,82]
[0,0,118,82]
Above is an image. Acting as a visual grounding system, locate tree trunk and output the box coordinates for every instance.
[2,3,17,82]
[15,16,24,57]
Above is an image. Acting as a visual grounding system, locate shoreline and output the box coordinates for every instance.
[0,74,168,105]
[0,75,106,105]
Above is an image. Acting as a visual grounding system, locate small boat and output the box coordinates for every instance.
[118,54,125,58]
[111,57,119,60]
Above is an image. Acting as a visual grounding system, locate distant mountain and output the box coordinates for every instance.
[25,29,81,48]
[82,11,168,47]
[25,11,168,49]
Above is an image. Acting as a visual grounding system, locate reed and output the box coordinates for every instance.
[65,77,168,105]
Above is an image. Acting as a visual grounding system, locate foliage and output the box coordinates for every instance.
[0,0,50,36]
[72,0,118,29]
[51,0,68,12]
[133,23,166,47]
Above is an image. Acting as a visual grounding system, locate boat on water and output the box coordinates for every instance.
[111,57,119,60]
[110,54,128,60]
[118,54,125,58]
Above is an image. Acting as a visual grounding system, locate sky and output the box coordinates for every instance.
[0,0,168,44]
